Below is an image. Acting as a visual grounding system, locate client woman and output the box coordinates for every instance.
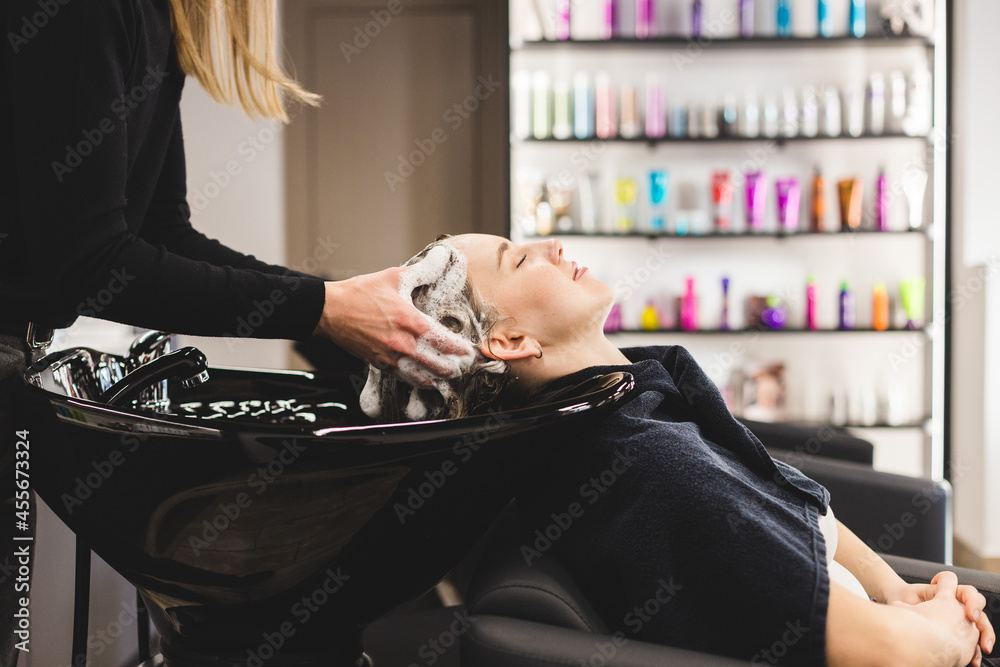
[361,233,995,667]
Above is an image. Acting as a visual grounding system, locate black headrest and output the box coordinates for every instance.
[465,541,609,635]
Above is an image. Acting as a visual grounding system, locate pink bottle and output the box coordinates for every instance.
[806,275,818,330]
[681,277,699,331]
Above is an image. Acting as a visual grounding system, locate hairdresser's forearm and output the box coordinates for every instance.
[833,518,908,602]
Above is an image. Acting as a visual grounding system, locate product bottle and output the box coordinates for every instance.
[648,170,669,232]
[614,177,638,232]
[839,281,855,330]
[557,0,571,40]
[872,282,889,331]
[681,278,699,331]
[739,0,754,38]
[776,0,791,37]
[691,0,703,37]
[810,167,825,231]
[721,277,731,330]
[604,302,623,332]
[806,275,819,330]
[875,169,889,231]
[635,0,655,38]
[817,0,832,37]
[641,300,660,330]
[849,0,866,38]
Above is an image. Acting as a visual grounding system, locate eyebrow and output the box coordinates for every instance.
[496,241,508,271]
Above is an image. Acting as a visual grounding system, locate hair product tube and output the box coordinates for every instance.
[875,169,889,231]
[902,167,928,230]
[810,167,825,231]
[806,275,818,330]
[645,77,664,138]
[712,171,734,232]
[775,178,801,232]
[837,178,862,230]
[574,72,594,139]
[745,171,767,231]
[595,72,616,138]
[648,170,669,232]
[739,0,754,37]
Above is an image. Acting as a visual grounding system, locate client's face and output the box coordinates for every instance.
[446,234,613,354]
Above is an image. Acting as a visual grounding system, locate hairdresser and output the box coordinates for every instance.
[0,1,472,664]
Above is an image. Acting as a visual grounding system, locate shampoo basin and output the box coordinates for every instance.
[19,338,634,666]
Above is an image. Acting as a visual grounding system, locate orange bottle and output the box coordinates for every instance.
[810,167,825,232]
[873,282,889,331]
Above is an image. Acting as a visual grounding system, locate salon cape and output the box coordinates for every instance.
[516,345,832,666]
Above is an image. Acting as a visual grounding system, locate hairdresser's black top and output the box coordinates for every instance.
[0,0,325,337]
[517,345,831,666]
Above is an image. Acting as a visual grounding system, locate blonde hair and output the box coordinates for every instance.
[166,0,320,122]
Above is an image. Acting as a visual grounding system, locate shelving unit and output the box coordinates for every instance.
[508,1,948,479]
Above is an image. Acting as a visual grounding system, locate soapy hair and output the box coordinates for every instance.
[366,235,519,422]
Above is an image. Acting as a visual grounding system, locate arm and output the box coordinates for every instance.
[139,114,320,281]
[827,578,980,667]
[4,0,325,340]
[833,517,995,657]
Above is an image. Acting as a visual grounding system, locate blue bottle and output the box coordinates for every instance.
[776,0,791,37]
[817,0,832,38]
[849,0,866,38]
[648,170,669,232]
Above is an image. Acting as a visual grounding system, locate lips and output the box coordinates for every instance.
[572,261,588,281]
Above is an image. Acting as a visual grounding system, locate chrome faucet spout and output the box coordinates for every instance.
[101,347,209,408]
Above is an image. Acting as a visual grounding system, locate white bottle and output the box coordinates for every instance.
[511,71,532,140]
[868,72,885,136]
[800,85,820,137]
[822,85,841,137]
[903,61,932,136]
[742,87,760,138]
[781,86,798,137]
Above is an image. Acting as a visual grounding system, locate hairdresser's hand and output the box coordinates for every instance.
[314,269,475,386]
[890,571,986,667]
[886,574,995,658]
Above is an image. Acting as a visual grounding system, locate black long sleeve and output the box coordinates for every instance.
[0,0,325,340]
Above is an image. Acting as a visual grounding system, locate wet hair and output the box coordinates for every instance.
[365,234,521,422]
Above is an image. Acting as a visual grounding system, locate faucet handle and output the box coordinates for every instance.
[128,330,174,366]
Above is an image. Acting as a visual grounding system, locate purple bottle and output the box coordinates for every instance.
[838,281,855,330]
[556,0,571,40]
[692,0,703,37]
[636,0,655,38]
[875,169,889,231]
[602,0,618,39]
[739,0,754,38]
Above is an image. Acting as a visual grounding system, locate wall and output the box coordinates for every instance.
[950,0,1000,561]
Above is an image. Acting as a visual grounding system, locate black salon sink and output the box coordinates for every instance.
[19,340,634,666]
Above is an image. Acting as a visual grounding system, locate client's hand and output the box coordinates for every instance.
[891,571,988,667]
[314,269,475,386]
[886,572,995,658]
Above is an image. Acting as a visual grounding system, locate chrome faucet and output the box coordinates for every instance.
[102,347,210,409]
[125,331,203,411]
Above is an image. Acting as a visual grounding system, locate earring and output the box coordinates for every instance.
[534,345,543,359]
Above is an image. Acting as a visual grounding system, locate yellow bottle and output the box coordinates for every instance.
[641,301,660,330]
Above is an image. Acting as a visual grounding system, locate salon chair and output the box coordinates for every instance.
[458,526,1000,667]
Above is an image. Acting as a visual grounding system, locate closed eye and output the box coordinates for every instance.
[516,255,526,268]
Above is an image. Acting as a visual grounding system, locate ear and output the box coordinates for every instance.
[479,329,540,362]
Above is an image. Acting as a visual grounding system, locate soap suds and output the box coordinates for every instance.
[360,243,502,421]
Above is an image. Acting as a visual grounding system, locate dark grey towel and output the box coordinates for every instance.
[516,345,831,666]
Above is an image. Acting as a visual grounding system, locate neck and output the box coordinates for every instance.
[512,331,631,391]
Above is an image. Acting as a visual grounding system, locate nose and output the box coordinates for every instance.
[543,238,563,264]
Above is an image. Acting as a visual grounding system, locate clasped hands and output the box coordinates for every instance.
[884,571,995,667]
